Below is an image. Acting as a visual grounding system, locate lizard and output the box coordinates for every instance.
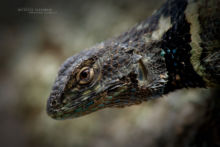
[47,0,220,119]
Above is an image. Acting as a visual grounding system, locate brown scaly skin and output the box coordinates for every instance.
[47,0,220,119]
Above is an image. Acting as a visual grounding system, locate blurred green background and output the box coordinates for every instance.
[0,0,215,146]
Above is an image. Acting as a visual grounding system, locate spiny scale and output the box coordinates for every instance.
[47,0,220,119]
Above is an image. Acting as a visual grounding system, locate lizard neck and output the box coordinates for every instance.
[114,0,219,96]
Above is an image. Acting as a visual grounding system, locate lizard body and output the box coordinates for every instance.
[47,0,220,119]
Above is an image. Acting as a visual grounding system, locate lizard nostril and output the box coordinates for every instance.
[51,100,58,106]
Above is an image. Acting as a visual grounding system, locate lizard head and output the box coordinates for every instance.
[47,42,156,119]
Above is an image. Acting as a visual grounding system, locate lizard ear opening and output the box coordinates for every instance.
[76,67,94,85]
[137,59,154,87]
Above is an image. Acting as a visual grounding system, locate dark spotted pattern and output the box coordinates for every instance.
[161,16,205,93]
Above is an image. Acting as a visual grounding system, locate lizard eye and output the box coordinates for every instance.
[77,67,94,85]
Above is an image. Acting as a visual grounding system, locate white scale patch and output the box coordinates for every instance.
[143,16,172,43]
[151,16,172,41]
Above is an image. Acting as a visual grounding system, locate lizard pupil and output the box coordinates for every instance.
[80,69,89,79]
[77,67,94,84]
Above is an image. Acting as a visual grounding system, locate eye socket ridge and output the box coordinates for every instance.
[76,67,94,85]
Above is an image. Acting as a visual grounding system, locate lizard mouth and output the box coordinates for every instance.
[46,90,69,119]
[46,90,98,119]
[47,100,74,120]
[46,96,61,119]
